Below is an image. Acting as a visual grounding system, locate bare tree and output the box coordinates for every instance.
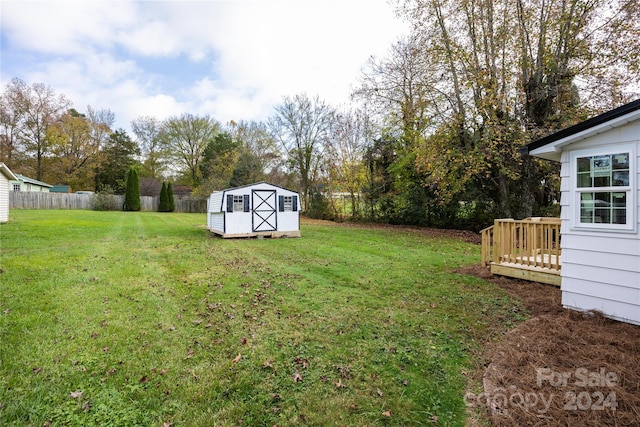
[269,94,334,209]
[354,37,439,146]
[325,108,375,217]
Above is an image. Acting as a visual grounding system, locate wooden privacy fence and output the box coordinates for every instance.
[9,192,207,213]
[480,217,562,286]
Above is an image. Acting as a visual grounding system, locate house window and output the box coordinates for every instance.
[572,147,634,230]
[233,195,244,212]
[12,184,20,192]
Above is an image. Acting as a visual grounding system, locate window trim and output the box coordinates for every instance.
[570,144,635,233]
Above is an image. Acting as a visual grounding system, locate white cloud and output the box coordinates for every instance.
[1,0,138,55]
[1,0,407,133]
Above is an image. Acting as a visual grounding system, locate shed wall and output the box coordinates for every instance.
[558,121,640,325]
[206,183,300,236]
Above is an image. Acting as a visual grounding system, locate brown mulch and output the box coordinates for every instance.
[303,218,640,425]
[460,264,640,427]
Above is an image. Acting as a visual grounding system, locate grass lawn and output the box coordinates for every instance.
[0,211,524,426]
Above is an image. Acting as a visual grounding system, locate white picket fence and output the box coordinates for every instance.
[9,192,207,213]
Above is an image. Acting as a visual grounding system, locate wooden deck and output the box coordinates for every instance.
[481,217,561,286]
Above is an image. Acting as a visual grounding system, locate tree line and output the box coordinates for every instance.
[1,0,638,229]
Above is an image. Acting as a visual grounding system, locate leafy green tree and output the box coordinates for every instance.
[353,0,640,227]
[158,182,169,212]
[197,131,239,194]
[167,182,175,212]
[46,109,102,190]
[123,167,141,211]
[161,114,220,186]
[96,129,140,193]
[131,116,166,179]
[228,150,263,187]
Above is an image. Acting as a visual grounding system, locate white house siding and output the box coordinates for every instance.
[557,122,640,325]
[0,170,9,222]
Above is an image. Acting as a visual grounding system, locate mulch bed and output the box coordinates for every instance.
[461,265,640,426]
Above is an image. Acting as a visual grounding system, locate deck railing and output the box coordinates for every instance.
[481,217,561,271]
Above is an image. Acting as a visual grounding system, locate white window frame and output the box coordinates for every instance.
[570,144,635,232]
[232,195,244,212]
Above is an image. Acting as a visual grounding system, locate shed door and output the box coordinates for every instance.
[252,190,277,232]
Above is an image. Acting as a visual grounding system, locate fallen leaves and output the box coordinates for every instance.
[292,371,303,382]
[232,353,242,364]
[69,390,83,399]
[293,357,309,370]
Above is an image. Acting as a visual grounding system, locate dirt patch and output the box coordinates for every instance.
[461,264,640,426]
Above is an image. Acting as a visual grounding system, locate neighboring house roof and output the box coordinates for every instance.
[524,99,640,162]
[13,173,53,188]
[0,163,18,181]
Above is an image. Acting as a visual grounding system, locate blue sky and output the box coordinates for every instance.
[1,0,407,132]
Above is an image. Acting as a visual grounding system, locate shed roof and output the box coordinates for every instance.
[0,163,18,181]
[525,99,640,161]
[215,181,299,194]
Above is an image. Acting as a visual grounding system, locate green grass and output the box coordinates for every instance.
[0,211,525,426]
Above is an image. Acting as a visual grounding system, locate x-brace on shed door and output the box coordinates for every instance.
[252,189,277,232]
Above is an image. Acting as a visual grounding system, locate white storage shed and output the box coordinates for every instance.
[207,182,301,238]
[0,163,18,223]
[526,99,640,326]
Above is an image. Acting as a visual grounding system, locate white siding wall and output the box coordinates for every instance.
[207,192,225,230]
[209,192,224,213]
[208,213,225,233]
[0,172,9,222]
[559,121,640,325]
[206,183,300,236]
